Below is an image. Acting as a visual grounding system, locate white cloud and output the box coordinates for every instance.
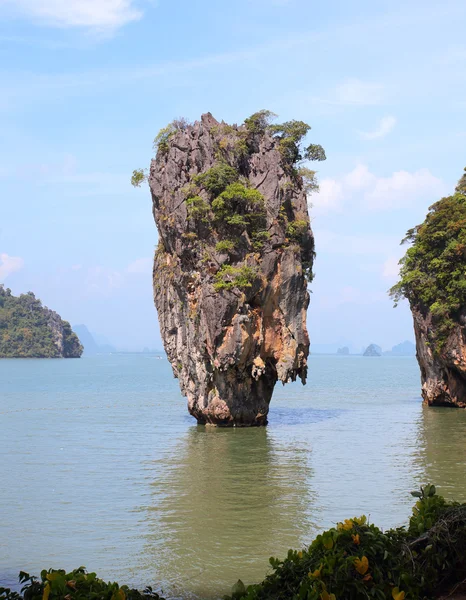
[80,257,151,296]
[85,266,124,295]
[126,257,152,274]
[313,179,343,213]
[382,256,401,280]
[0,253,24,281]
[359,115,397,140]
[365,168,444,210]
[316,230,401,256]
[334,78,385,106]
[343,164,376,190]
[0,0,142,30]
[311,164,445,214]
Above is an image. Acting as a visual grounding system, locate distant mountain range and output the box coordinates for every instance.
[320,340,417,356]
[383,340,416,356]
[72,325,116,355]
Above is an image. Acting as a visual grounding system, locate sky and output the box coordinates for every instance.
[0,0,465,352]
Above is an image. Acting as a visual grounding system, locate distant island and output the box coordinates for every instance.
[0,286,82,358]
[363,343,382,357]
[383,340,416,356]
[337,346,349,355]
[72,324,116,355]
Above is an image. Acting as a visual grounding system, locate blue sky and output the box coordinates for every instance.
[0,0,465,351]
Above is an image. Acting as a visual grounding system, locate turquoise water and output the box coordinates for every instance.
[1,355,466,599]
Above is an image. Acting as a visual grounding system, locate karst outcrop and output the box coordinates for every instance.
[0,286,83,358]
[391,168,466,408]
[146,111,325,425]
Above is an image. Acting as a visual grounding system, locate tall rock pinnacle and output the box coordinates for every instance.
[147,111,325,425]
[390,167,466,408]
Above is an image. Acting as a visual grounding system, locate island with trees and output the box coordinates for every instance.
[390,168,466,408]
[0,286,82,358]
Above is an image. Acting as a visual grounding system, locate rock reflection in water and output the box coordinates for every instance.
[141,426,314,599]
[418,406,466,502]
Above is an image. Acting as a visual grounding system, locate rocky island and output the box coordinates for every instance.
[390,168,466,408]
[363,344,382,357]
[138,111,325,425]
[0,286,82,358]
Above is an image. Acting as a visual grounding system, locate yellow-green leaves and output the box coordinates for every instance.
[354,556,369,575]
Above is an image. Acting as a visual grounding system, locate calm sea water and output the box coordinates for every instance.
[1,355,466,599]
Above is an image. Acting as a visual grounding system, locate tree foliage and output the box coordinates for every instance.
[0,567,164,600]
[225,485,466,600]
[390,169,466,351]
[0,287,82,358]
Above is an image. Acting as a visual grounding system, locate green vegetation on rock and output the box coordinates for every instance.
[0,286,82,358]
[390,168,466,352]
[213,265,258,292]
[193,162,239,196]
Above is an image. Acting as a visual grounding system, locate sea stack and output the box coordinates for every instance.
[390,168,466,408]
[148,111,325,425]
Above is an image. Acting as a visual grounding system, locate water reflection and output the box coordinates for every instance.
[418,406,466,502]
[142,426,314,599]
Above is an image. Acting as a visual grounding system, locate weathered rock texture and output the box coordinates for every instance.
[412,308,466,408]
[150,113,314,425]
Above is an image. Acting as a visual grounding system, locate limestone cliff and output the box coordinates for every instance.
[391,168,466,408]
[148,112,324,425]
[411,308,466,408]
[0,286,83,358]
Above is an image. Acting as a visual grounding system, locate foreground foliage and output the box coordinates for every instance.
[226,485,466,600]
[390,168,466,352]
[0,568,165,600]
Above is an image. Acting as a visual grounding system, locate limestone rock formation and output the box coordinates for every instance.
[0,286,83,358]
[411,308,466,407]
[363,344,381,357]
[390,168,466,408]
[149,112,324,425]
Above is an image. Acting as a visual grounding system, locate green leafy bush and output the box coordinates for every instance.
[225,486,466,600]
[0,568,164,600]
[244,110,277,136]
[297,168,319,195]
[194,163,239,196]
[390,169,466,352]
[216,240,235,253]
[213,265,257,292]
[186,195,211,221]
[251,230,271,250]
[131,169,147,188]
[286,219,309,242]
[212,183,266,232]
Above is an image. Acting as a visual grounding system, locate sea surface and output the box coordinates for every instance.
[1,354,466,599]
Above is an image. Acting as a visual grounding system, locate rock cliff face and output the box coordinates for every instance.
[412,308,466,408]
[391,168,466,408]
[149,113,319,425]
